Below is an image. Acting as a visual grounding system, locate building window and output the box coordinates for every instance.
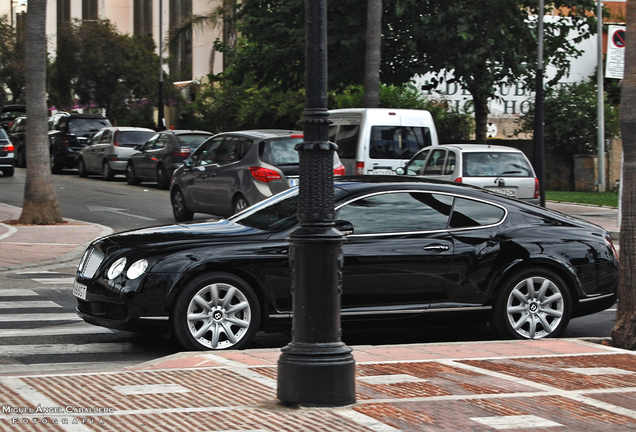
[82,0,98,21]
[134,0,153,37]
[169,0,192,81]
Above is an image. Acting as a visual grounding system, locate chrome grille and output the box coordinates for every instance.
[78,247,104,279]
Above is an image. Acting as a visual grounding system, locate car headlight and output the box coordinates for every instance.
[107,257,127,280]
[126,259,148,280]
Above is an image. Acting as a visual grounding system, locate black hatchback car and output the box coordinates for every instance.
[7,116,26,168]
[48,112,112,174]
[126,130,212,189]
[0,104,26,130]
[74,177,618,351]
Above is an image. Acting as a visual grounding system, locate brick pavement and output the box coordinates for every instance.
[2,339,636,431]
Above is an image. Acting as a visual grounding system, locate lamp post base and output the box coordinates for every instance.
[278,342,356,407]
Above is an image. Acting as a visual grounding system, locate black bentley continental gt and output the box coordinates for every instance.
[73,177,618,350]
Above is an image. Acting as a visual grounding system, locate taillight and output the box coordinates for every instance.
[173,147,191,158]
[355,162,364,175]
[62,137,70,146]
[606,233,619,261]
[3,143,14,151]
[534,178,540,199]
[454,177,462,183]
[290,134,304,139]
[250,166,282,183]
[333,164,346,176]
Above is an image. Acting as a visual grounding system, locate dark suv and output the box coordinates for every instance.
[7,116,26,167]
[48,112,111,174]
[0,105,26,130]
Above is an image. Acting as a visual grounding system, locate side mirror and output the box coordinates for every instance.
[183,159,193,169]
[335,220,354,236]
[395,167,405,175]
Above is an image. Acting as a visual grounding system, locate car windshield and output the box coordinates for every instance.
[230,187,348,231]
[259,137,304,166]
[463,152,534,177]
[69,118,111,134]
[117,131,155,148]
[177,134,211,150]
[0,110,24,120]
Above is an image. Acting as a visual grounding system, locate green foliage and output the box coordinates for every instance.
[518,80,620,155]
[546,191,618,208]
[331,84,474,143]
[0,15,25,104]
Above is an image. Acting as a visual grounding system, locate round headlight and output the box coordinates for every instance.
[107,257,127,280]
[126,259,148,280]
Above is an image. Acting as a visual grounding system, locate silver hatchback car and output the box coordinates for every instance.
[397,144,540,204]
[170,130,346,221]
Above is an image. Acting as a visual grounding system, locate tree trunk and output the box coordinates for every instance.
[612,0,636,349]
[363,0,382,108]
[472,92,489,144]
[19,0,63,225]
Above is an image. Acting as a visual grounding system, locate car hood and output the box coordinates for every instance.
[98,218,270,251]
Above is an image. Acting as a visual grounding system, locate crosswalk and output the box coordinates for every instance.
[0,270,175,375]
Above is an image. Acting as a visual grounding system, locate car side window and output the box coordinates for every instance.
[99,130,111,144]
[216,137,243,165]
[337,192,453,234]
[404,149,430,175]
[444,151,456,175]
[154,135,169,150]
[423,149,447,175]
[193,138,224,167]
[449,198,505,229]
[141,135,158,151]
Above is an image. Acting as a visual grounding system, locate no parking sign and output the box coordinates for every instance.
[606,25,625,79]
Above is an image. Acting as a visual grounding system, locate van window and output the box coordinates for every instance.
[334,124,360,159]
[370,126,432,160]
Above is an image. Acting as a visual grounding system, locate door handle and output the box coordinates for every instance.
[423,245,450,252]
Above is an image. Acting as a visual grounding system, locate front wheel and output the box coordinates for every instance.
[126,163,140,185]
[233,194,249,214]
[78,158,87,178]
[156,165,170,190]
[491,268,571,340]
[171,188,194,222]
[171,273,261,350]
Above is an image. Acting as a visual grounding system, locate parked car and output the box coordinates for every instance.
[48,112,112,174]
[7,116,26,168]
[328,108,439,175]
[0,104,26,130]
[170,130,346,221]
[396,144,540,204]
[126,130,212,189]
[0,127,14,176]
[74,176,618,350]
[78,127,156,180]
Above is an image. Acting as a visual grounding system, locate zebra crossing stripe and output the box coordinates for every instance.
[0,325,113,337]
[0,301,62,309]
[0,289,38,296]
[0,313,81,322]
[0,342,145,356]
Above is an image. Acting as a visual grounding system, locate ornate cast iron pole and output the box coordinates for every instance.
[277,0,356,407]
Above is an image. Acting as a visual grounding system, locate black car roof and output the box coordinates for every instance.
[0,105,26,113]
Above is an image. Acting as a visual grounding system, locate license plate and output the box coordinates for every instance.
[73,281,87,300]
[288,178,300,187]
[370,170,396,175]
[490,188,516,197]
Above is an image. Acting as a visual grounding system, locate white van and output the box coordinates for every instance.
[328,108,439,175]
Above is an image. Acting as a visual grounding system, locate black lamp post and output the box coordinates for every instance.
[157,0,165,131]
[534,0,546,207]
[276,0,356,407]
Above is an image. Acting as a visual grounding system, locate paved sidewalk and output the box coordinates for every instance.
[0,201,629,431]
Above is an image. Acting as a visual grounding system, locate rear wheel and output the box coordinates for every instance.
[233,194,249,214]
[172,272,261,350]
[16,148,25,168]
[102,161,114,181]
[156,165,170,190]
[50,150,62,174]
[171,188,194,222]
[491,267,571,339]
[78,158,87,178]
[126,163,140,185]
[2,167,14,177]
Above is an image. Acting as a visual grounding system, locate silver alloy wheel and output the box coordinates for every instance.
[505,276,564,339]
[234,196,248,213]
[186,282,252,349]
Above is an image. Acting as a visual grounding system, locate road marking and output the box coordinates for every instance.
[0,313,81,322]
[0,289,38,296]
[0,325,113,337]
[0,342,145,356]
[87,205,156,221]
[0,300,62,309]
[33,277,75,285]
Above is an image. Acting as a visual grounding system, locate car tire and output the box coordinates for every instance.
[102,161,114,181]
[50,150,62,174]
[171,272,261,351]
[78,158,87,178]
[171,187,194,222]
[2,167,14,177]
[126,163,140,185]
[16,148,25,168]
[156,165,169,190]
[491,267,571,340]
[233,194,249,214]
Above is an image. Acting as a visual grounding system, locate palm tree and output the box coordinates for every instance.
[612,0,636,349]
[19,0,63,224]
[363,0,382,108]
